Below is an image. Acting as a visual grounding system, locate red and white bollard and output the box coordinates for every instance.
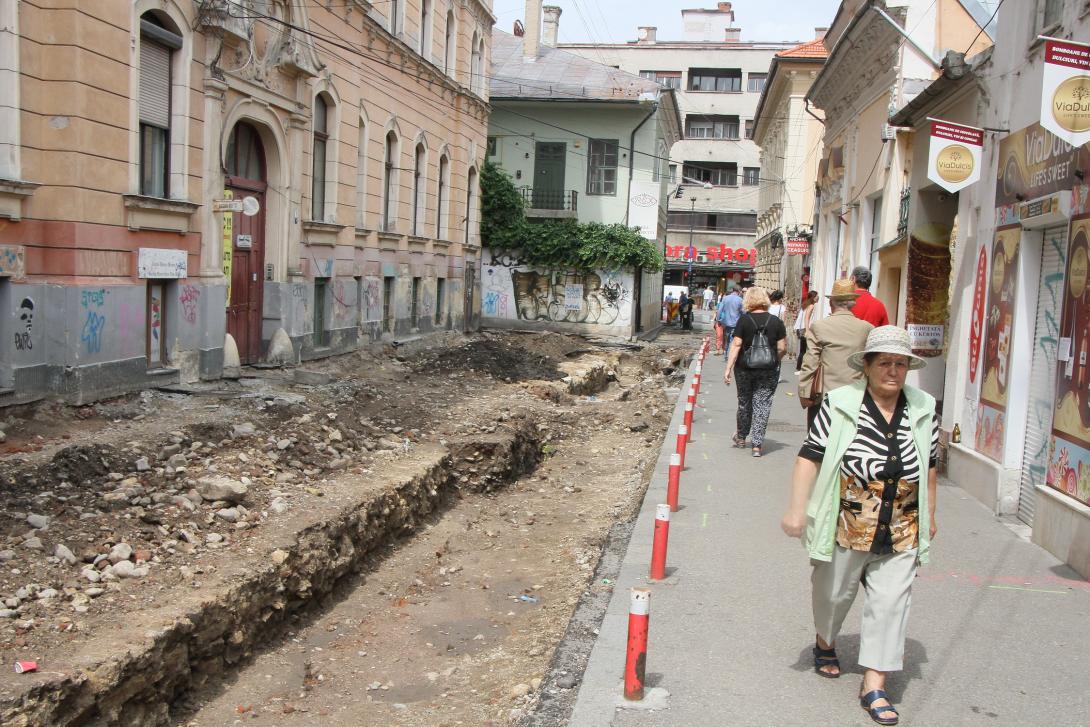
[624,588,651,701]
[687,384,697,407]
[676,423,689,469]
[650,504,671,580]
[666,452,681,511]
[693,371,702,395]
[684,401,694,441]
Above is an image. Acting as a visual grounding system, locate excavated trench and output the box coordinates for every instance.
[0,419,549,726]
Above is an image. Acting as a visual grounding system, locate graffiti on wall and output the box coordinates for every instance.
[80,289,108,354]
[482,265,633,327]
[14,297,33,351]
[180,285,201,325]
[362,278,382,323]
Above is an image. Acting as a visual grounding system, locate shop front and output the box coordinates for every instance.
[663,243,757,298]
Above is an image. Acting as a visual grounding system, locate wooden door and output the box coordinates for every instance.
[225,185,266,364]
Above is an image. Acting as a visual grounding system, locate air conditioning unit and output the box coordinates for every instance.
[881,124,898,141]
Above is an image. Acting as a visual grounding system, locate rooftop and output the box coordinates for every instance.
[777,37,828,60]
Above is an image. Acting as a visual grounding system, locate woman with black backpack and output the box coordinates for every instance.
[723,287,788,457]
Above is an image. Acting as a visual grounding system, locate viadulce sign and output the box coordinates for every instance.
[1041,37,1090,146]
[926,118,983,193]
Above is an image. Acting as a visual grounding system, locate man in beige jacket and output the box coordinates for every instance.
[798,279,874,431]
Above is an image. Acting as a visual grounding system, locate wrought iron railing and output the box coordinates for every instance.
[519,186,578,212]
[897,186,910,239]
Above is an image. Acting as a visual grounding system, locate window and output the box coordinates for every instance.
[1039,0,1063,30]
[745,119,754,139]
[311,94,330,220]
[313,278,327,346]
[420,0,432,58]
[682,162,737,186]
[356,120,368,228]
[465,167,478,245]
[685,115,739,139]
[435,278,446,325]
[139,13,182,197]
[688,68,742,92]
[639,70,681,89]
[487,136,497,156]
[146,282,166,367]
[587,139,619,195]
[412,142,426,235]
[437,154,449,239]
[743,167,760,186]
[411,276,421,326]
[383,131,399,231]
[668,163,677,183]
[444,10,456,74]
[389,0,400,34]
[747,73,767,93]
[383,275,395,332]
[470,30,481,93]
[869,195,883,252]
[225,122,264,180]
[667,211,757,233]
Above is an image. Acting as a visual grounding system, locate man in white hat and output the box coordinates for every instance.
[798,279,874,431]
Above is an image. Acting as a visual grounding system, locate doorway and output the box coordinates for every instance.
[224,122,267,364]
[533,142,566,209]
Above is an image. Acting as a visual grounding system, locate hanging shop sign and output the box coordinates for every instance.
[1041,38,1090,147]
[664,245,758,265]
[786,237,810,255]
[926,118,984,193]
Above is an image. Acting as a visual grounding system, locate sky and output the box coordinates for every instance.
[490,0,844,45]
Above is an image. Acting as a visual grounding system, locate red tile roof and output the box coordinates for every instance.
[777,38,828,59]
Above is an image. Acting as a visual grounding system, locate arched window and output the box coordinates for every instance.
[444,10,456,76]
[412,142,426,235]
[383,130,399,231]
[138,10,183,197]
[225,122,265,181]
[311,93,330,220]
[356,119,368,228]
[437,154,450,239]
[420,0,432,60]
[470,30,481,92]
[465,166,478,245]
[476,37,486,95]
[389,0,400,35]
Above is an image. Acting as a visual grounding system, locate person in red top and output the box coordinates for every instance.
[850,266,890,327]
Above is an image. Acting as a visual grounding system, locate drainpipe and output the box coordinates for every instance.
[869,4,941,71]
[624,103,659,226]
[804,97,824,126]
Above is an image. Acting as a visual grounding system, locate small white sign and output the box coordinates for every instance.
[212,199,245,213]
[1059,336,1072,362]
[564,284,584,311]
[137,248,188,279]
[907,323,944,351]
[242,196,261,217]
[236,234,253,249]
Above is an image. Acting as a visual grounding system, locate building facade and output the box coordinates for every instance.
[751,34,828,325]
[558,2,795,295]
[0,0,492,405]
[483,10,681,337]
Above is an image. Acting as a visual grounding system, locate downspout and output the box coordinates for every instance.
[869,4,941,71]
[804,97,824,126]
[624,103,658,226]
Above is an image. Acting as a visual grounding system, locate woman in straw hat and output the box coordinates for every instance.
[781,326,939,726]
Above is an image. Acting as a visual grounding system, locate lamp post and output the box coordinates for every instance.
[686,197,696,288]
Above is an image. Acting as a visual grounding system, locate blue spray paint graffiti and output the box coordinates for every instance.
[81,312,106,353]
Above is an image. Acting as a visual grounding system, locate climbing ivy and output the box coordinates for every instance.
[480,161,664,273]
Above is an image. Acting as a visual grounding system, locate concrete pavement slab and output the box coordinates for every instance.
[568,334,1090,726]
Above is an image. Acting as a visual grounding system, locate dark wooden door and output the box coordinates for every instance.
[225,184,266,364]
[533,142,566,209]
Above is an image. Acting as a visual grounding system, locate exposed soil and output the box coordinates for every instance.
[0,329,691,725]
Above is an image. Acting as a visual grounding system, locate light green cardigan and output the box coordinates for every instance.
[804,379,937,564]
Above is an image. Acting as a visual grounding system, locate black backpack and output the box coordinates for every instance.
[742,313,776,369]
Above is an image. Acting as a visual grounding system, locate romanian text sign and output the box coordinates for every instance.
[1041,38,1090,147]
[137,248,187,279]
[786,237,810,255]
[927,118,983,193]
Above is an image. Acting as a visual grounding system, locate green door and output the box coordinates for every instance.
[533,142,566,209]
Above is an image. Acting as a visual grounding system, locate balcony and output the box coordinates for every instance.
[519,187,578,219]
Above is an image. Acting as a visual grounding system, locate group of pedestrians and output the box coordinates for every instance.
[710,266,930,725]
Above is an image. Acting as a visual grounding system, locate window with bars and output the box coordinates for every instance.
[685,115,740,139]
[688,68,742,92]
[742,167,760,186]
[682,162,737,186]
[312,94,330,220]
[587,139,618,196]
[638,70,681,89]
[747,73,767,93]
[139,13,182,198]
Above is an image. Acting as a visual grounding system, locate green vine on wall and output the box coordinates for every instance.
[480,161,664,273]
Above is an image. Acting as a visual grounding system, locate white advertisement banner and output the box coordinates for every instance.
[627,181,661,240]
[1040,38,1090,147]
[926,118,984,193]
[137,248,188,279]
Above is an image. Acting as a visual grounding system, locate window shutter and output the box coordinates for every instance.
[140,38,171,129]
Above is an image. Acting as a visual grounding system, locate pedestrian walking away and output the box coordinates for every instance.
[850,266,890,327]
[717,287,744,358]
[678,292,694,331]
[799,280,873,432]
[768,289,786,319]
[723,287,787,457]
[705,284,718,310]
[781,326,938,726]
[795,290,819,373]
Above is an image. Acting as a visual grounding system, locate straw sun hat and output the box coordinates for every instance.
[847,325,928,372]
[827,278,859,300]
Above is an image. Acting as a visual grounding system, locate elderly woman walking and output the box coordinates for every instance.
[781,326,938,725]
[723,287,787,457]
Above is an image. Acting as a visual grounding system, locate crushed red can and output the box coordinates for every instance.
[14,660,37,674]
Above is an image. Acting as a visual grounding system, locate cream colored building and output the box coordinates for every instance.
[751,34,828,323]
[0,0,492,405]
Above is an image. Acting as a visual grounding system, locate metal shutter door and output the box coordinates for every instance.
[139,38,170,128]
[1018,225,1066,525]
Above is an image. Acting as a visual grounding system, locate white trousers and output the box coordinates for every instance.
[811,545,917,672]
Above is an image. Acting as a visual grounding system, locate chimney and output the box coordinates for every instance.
[542,5,562,48]
[814,26,828,41]
[717,2,734,16]
[725,27,742,43]
[523,0,541,61]
[637,26,657,44]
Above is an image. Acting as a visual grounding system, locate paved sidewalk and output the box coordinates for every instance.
[569,337,1090,726]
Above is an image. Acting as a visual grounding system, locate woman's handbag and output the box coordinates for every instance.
[742,314,777,369]
[809,363,824,399]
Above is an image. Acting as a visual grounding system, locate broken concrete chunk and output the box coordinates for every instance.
[197,476,249,504]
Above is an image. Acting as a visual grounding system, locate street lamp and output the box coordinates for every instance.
[687,196,697,288]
